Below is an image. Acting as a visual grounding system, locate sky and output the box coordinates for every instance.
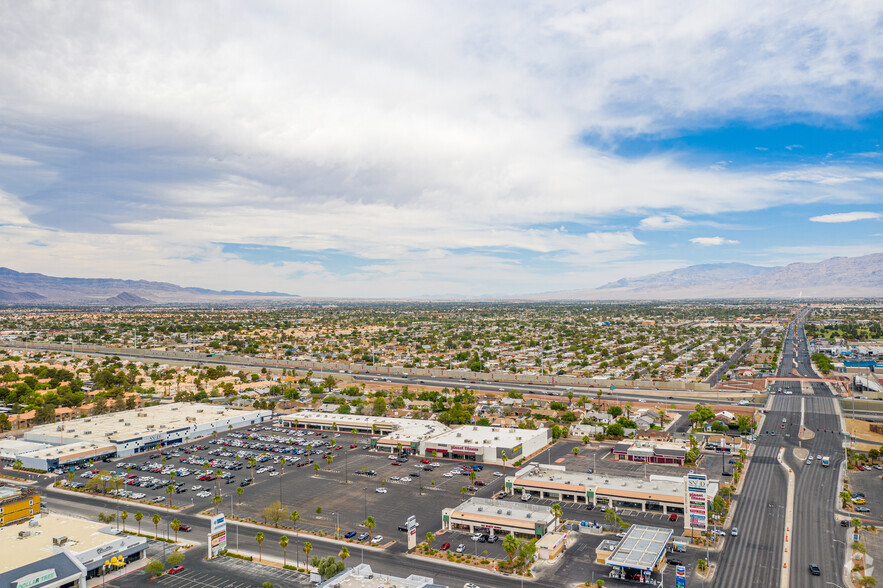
[1,1,882,298]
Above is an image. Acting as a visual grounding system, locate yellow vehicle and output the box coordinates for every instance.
[852,498,866,505]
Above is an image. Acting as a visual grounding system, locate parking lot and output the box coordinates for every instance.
[107,554,311,587]
[847,467,883,524]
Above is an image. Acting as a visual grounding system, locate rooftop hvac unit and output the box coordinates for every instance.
[125,423,130,426]
[197,409,204,413]
[497,509,503,514]
[83,431,91,435]
[84,418,91,422]
[506,510,512,515]
[526,513,532,518]
[477,506,483,511]
[52,535,67,545]
[118,418,124,422]
[171,407,178,411]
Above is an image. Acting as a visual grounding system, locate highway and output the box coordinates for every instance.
[715,310,846,588]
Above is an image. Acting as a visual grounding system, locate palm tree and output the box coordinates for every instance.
[279,457,286,475]
[303,541,313,568]
[135,511,143,535]
[550,503,563,529]
[501,452,508,477]
[364,516,376,542]
[339,546,349,568]
[212,494,223,514]
[313,463,320,476]
[502,532,519,566]
[351,428,358,444]
[840,490,852,508]
[237,486,244,505]
[425,531,434,551]
[249,458,257,482]
[170,519,181,542]
[255,531,265,561]
[66,470,75,486]
[152,513,161,539]
[120,511,128,532]
[325,455,333,471]
[166,484,174,507]
[279,535,289,566]
[290,510,300,535]
[460,486,468,501]
[216,470,222,495]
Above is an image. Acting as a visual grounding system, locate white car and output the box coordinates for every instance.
[493,472,504,477]
[191,485,202,491]
[471,533,482,541]
[269,471,279,477]
[430,462,440,467]
[443,472,454,478]
[401,477,412,482]
[390,476,400,481]
[455,544,465,553]
[375,488,388,493]
[371,535,383,544]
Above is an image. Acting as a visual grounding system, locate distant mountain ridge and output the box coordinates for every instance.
[527,252,883,300]
[0,267,297,304]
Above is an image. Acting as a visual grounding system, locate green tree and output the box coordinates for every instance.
[120,511,128,532]
[311,555,344,580]
[425,531,435,551]
[152,513,161,539]
[170,518,181,542]
[212,493,223,514]
[145,559,164,577]
[237,485,244,505]
[518,538,537,572]
[167,552,184,567]
[249,457,257,482]
[551,503,563,528]
[135,511,143,534]
[339,546,349,567]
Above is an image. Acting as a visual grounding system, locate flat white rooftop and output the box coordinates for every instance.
[0,439,49,459]
[26,403,269,445]
[318,563,438,588]
[284,412,451,444]
[450,497,554,525]
[0,514,110,573]
[19,440,115,461]
[427,425,547,448]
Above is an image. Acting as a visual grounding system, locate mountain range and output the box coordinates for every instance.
[0,268,296,305]
[526,252,883,300]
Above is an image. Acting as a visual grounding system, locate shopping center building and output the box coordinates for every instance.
[0,514,149,588]
[279,413,551,465]
[15,404,272,470]
[610,439,688,465]
[505,463,719,526]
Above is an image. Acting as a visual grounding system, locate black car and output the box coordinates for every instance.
[809,564,821,576]
[478,535,488,543]
[175,488,187,494]
[240,479,252,487]
[840,520,850,527]
[586,504,594,510]
[667,558,684,566]
[410,472,420,477]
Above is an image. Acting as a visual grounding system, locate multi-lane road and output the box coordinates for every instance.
[715,311,846,588]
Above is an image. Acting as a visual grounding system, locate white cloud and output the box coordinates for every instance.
[809,211,882,223]
[690,237,739,246]
[0,2,881,295]
[638,215,691,230]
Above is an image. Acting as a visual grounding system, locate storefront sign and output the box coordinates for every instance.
[685,473,707,531]
[210,513,226,534]
[14,569,57,588]
[450,445,479,454]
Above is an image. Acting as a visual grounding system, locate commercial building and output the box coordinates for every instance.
[610,439,688,465]
[279,413,551,465]
[279,412,451,455]
[505,464,719,526]
[16,404,272,469]
[536,531,567,561]
[0,485,40,527]
[317,563,444,588]
[423,426,550,465]
[441,497,556,538]
[0,514,149,588]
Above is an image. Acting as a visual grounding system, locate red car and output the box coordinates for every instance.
[669,514,677,521]
[391,462,401,466]
[474,481,487,486]
[350,444,357,449]
[440,542,450,551]
[420,459,431,464]
[168,566,184,575]
[179,524,192,532]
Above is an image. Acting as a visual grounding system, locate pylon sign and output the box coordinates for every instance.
[676,564,686,586]
[407,515,417,550]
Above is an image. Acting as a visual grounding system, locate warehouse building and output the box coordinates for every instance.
[505,464,719,526]
[19,404,271,468]
[441,497,556,538]
[0,514,149,588]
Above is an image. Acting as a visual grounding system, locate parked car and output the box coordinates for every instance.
[371,536,383,544]
[440,542,451,551]
[455,544,465,553]
[375,488,388,493]
[669,514,677,521]
[357,532,369,541]
[345,531,357,539]
[168,566,185,575]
